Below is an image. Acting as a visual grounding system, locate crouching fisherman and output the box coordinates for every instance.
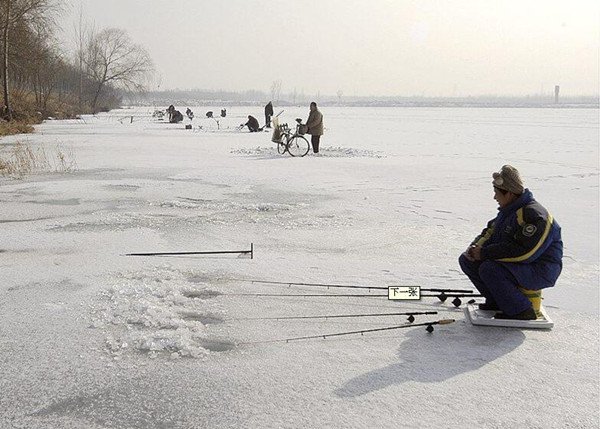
[241,115,262,132]
[459,165,563,320]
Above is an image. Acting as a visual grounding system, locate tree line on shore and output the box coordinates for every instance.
[0,0,153,133]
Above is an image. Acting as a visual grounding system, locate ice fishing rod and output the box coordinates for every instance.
[223,292,474,297]
[240,319,456,344]
[124,243,253,259]
[222,292,480,299]
[235,310,438,323]
[233,278,474,294]
[220,292,482,307]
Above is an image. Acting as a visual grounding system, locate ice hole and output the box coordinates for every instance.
[198,339,236,352]
[179,312,224,324]
[182,289,222,299]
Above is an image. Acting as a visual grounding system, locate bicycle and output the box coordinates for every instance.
[271,117,310,157]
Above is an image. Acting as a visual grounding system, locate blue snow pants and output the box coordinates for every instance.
[458,254,532,316]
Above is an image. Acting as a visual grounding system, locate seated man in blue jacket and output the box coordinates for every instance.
[459,165,563,320]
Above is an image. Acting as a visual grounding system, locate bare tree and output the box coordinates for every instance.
[0,0,58,119]
[291,87,297,105]
[73,5,86,110]
[32,47,65,112]
[83,27,153,113]
[270,79,282,103]
[13,17,59,111]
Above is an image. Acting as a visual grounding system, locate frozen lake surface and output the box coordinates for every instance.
[1,106,598,428]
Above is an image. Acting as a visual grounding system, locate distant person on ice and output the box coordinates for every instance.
[264,101,274,128]
[241,115,261,132]
[305,101,323,154]
[166,105,175,121]
[458,165,563,320]
[167,105,183,123]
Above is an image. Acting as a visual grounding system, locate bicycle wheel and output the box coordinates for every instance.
[277,140,287,154]
[287,135,310,157]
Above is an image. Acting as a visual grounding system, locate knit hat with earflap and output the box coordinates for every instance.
[492,165,524,194]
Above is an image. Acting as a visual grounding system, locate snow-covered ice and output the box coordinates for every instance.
[1,106,598,428]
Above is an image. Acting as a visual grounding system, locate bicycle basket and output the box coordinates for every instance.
[271,127,283,143]
[271,116,283,142]
[298,124,308,135]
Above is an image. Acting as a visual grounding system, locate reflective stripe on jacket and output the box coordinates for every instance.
[472,189,563,289]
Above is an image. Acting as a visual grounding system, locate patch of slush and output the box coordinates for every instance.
[49,198,345,232]
[320,146,385,158]
[230,146,385,158]
[91,267,229,359]
[159,200,204,209]
[48,212,178,232]
[230,146,279,156]
[154,199,351,229]
[159,199,295,212]
[103,184,141,191]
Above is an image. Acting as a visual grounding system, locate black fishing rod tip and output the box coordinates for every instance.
[452,297,462,307]
[407,315,415,323]
[426,325,434,333]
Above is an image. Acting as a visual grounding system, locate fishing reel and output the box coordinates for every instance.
[435,292,480,308]
[435,292,463,307]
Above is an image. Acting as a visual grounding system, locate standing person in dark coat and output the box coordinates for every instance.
[458,165,563,320]
[241,115,261,132]
[167,105,175,122]
[264,101,274,128]
[305,102,324,154]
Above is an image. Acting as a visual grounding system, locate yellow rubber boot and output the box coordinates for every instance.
[518,287,542,318]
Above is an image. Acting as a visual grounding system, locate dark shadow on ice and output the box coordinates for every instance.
[30,375,244,428]
[0,216,58,223]
[26,198,81,206]
[334,323,525,398]
[140,255,252,260]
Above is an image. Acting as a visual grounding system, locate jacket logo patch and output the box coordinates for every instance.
[523,224,537,237]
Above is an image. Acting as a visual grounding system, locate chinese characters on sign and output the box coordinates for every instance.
[387,286,421,300]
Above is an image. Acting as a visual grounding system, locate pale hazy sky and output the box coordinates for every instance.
[61,0,599,97]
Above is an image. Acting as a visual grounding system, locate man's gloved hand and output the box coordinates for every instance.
[468,245,483,261]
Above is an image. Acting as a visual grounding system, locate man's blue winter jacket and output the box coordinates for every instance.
[471,189,563,289]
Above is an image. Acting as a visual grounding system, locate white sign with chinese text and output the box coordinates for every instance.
[388,286,421,300]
